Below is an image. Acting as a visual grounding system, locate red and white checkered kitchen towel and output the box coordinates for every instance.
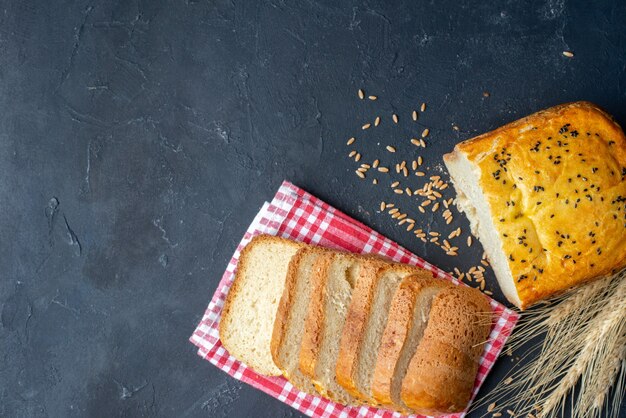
[190,180,519,418]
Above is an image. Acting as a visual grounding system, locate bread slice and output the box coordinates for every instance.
[299,252,365,405]
[271,246,329,392]
[444,102,626,309]
[371,274,455,412]
[336,264,433,404]
[401,286,492,415]
[219,235,305,376]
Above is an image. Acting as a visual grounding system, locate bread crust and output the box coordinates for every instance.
[299,253,335,379]
[371,274,454,410]
[401,286,492,415]
[220,234,304,376]
[270,246,328,393]
[444,101,626,309]
[303,252,366,405]
[335,263,431,403]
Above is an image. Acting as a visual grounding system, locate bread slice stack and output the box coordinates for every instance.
[220,235,492,416]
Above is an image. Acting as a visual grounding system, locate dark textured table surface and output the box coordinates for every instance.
[1,1,625,417]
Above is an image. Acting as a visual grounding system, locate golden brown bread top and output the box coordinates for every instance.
[451,101,626,308]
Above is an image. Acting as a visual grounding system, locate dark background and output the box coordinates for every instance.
[1,0,624,417]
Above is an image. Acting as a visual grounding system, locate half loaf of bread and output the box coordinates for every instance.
[444,101,626,309]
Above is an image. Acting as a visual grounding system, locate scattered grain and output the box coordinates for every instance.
[373,159,380,168]
[377,167,389,173]
[346,137,356,145]
[418,206,425,214]
[394,189,403,194]
[412,110,418,121]
[467,236,473,247]
[355,170,365,179]
[358,89,365,99]
[386,145,396,153]
[432,202,440,212]
[418,156,423,166]
[355,153,361,162]
[411,138,421,147]
[362,123,371,130]
[368,95,377,101]
[392,114,399,124]
[422,128,430,138]
[380,202,386,211]
[420,138,426,147]
[562,51,574,58]
[416,171,425,177]
[420,102,426,112]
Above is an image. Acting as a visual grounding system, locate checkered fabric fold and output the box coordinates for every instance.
[190,180,518,418]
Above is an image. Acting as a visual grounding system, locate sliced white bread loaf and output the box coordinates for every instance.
[219,235,304,376]
[336,264,432,405]
[271,246,329,393]
[299,252,363,405]
[371,274,455,412]
[401,286,492,415]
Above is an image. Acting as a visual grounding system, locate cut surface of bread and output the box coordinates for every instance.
[337,264,433,404]
[401,286,492,415]
[300,252,362,405]
[271,247,328,392]
[371,275,455,412]
[444,101,626,309]
[219,235,304,376]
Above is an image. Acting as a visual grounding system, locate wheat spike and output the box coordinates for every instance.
[473,272,626,418]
